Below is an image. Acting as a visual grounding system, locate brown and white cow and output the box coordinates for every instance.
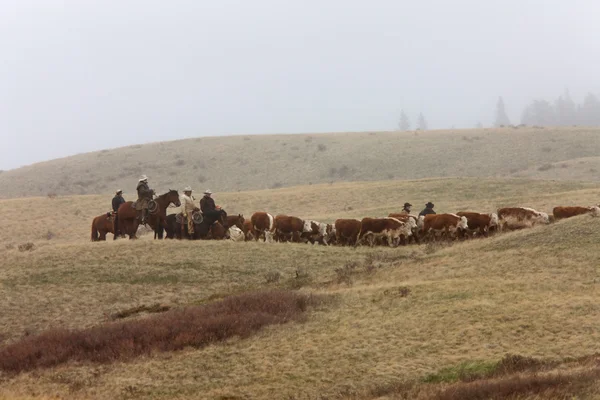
[274,214,305,242]
[250,212,276,242]
[456,211,499,237]
[357,217,415,247]
[242,219,255,241]
[497,207,550,230]
[552,206,600,220]
[419,213,469,241]
[388,213,420,244]
[301,220,335,245]
[334,218,362,246]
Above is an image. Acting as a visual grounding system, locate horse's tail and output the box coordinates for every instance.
[91,219,99,241]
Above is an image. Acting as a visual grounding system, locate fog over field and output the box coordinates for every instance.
[2,0,600,170]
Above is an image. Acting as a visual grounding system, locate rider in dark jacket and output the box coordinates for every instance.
[112,190,125,238]
[112,190,125,213]
[136,175,155,224]
[200,189,216,213]
[419,202,436,217]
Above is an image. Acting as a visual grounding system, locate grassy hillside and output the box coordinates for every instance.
[2,126,600,198]
[2,178,600,399]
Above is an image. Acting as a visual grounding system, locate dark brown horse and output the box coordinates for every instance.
[91,213,114,241]
[116,190,181,239]
[225,214,245,231]
[163,209,227,240]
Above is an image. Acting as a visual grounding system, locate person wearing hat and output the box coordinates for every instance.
[401,202,412,215]
[419,202,436,217]
[200,189,217,214]
[112,190,125,213]
[181,186,199,236]
[135,175,155,225]
[111,190,126,238]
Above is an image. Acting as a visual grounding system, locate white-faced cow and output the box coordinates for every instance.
[456,211,499,238]
[497,207,550,230]
[250,212,276,242]
[356,217,414,247]
[419,213,469,241]
[552,206,600,220]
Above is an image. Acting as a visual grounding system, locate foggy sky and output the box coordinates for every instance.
[1,0,599,170]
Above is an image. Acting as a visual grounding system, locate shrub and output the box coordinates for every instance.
[175,159,185,166]
[47,193,57,199]
[271,182,283,189]
[264,271,282,283]
[0,291,317,373]
[317,144,327,151]
[537,164,553,171]
[110,304,170,320]
[18,242,35,252]
[197,175,207,183]
[45,230,55,240]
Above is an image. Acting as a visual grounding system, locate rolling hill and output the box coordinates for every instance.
[2,126,600,198]
[1,178,600,399]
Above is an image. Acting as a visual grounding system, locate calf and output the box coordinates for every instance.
[357,217,414,247]
[497,207,550,230]
[552,206,600,220]
[301,220,334,245]
[420,213,469,241]
[388,213,420,244]
[334,219,362,246]
[274,215,305,242]
[456,211,499,238]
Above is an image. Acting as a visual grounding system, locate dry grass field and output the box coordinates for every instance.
[2,126,600,198]
[1,177,600,399]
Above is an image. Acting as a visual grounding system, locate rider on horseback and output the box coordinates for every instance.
[136,175,155,225]
[181,186,200,236]
[112,189,125,237]
[200,189,221,219]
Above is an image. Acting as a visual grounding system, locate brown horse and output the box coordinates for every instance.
[225,214,245,231]
[91,213,114,241]
[116,190,181,239]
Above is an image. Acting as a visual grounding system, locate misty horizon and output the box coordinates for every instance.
[2,0,599,171]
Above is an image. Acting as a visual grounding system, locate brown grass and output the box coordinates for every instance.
[3,127,600,198]
[1,179,600,399]
[0,290,316,374]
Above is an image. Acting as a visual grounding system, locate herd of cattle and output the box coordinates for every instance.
[223,205,600,246]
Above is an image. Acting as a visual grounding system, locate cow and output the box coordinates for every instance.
[420,213,469,241]
[552,206,600,220]
[356,217,415,247]
[456,211,499,238]
[250,212,276,242]
[242,219,255,241]
[334,219,362,246]
[497,207,550,230]
[388,213,420,244]
[273,215,306,243]
[301,220,335,245]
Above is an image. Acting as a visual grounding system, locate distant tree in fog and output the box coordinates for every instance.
[475,122,483,129]
[398,110,411,131]
[577,93,600,126]
[494,97,511,127]
[554,89,577,126]
[417,113,428,130]
[521,100,556,126]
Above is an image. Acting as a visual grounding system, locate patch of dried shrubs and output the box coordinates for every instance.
[109,303,171,320]
[0,290,319,374]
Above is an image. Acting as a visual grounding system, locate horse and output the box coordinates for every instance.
[116,189,181,239]
[164,209,228,240]
[224,214,245,231]
[91,213,114,241]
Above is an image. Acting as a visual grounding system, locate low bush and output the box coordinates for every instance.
[0,290,317,374]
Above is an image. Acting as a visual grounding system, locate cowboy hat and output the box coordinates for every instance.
[426,202,434,208]
[403,202,412,207]
[139,175,148,182]
[183,186,192,192]
[116,189,123,194]
[203,189,212,194]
